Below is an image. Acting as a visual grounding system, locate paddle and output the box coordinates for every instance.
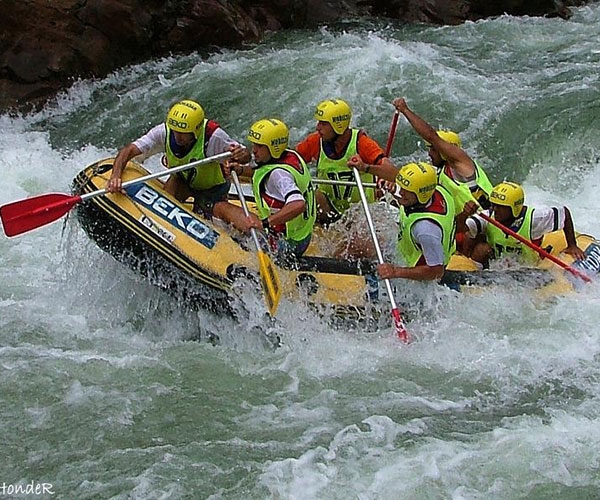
[312,178,377,188]
[384,110,400,157]
[352,167,410,343]
[230,170,282,316]
[1,152,232,238]
[478,212,592,283]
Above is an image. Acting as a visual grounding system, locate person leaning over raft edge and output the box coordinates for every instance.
[457,181,585,269]
[392,97,494,210]
[223,118,317,262]
[106,99,250,226]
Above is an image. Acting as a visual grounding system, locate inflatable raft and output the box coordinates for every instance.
[72,158,379,324]
[71,158,600,323]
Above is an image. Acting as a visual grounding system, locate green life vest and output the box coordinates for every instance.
[397,186,457,267]
[252,150,316,243]
[316,129,375,214]
[439,160,493,210]
[164,120,225,191]
[486,206,538,263]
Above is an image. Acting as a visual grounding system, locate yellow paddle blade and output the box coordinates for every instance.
[257,249,282,316]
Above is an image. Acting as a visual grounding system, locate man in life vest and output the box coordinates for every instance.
[460,181,585,267]
[392,98,493,210]
[392,97,494,256]
[295,98,398,224]
[107,99,250,224]
[377,162,457,281]
[226,118,316,259]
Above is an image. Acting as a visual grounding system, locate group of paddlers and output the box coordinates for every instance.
[106,97,585,283]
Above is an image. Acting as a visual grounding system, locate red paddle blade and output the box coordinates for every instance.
[0,192,82,237]
[384,111,400,157]
[391,308,410,344]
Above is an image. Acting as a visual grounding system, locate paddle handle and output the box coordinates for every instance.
[231,169,282,316]
[479,212,592,283]
[352,167,409,342]
[80,151,232,203]
[231,170,262,252]
[312,179,377,188]
[384,111,400,157]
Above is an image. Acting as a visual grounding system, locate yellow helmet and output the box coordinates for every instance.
[437,130,462,147]
[489,182,525,218]
[314,99,352,134]
[166,100,205,138]
[247,118,289,159]
[425,130,462,148]
[396,162,438,204]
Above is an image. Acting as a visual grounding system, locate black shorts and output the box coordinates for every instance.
[192,181,231,217]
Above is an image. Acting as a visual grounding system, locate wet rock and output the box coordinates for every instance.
[0,0,588,112]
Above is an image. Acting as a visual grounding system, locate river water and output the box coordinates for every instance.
[2,4,600,499]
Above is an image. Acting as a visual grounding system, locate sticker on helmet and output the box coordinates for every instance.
[248,129,262,140]
[167,118,189,130]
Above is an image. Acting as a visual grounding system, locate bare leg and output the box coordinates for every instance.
[460,232,487,258]
[164,175,193,202]
[315,189,340,224]
[334,234,376,259]
[470,241,493,267]
[213,201,248,231]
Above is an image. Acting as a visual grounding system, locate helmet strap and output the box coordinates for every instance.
[404,200,427,215]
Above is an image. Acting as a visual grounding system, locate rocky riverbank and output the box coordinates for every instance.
[0,0,584,112]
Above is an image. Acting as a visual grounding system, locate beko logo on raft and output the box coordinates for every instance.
[125,184,218,249]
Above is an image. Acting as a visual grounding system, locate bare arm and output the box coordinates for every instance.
[221,144,253,179]
[392,97,475,179]
[562,207,585,260]
[265,200,305,227]
[455,201,480,233]
[240,200,306,235]
[348,155,398,182]
[374,157,399,182]
[223,159,255,179]
[229,144,251,164]
[107,143,142,193]
[377,262,445,281]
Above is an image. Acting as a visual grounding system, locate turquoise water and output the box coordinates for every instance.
[2,4,600,498]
